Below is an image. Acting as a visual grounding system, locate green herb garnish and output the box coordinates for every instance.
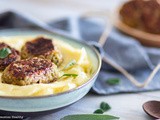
[61,74,78,78]
[0,48,11,59]
[61,114,119,120]
[93,109,104,114]
[106,78,120,85]
[100,102,111,112]
[63,59,76,70]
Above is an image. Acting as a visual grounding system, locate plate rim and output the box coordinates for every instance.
[0,29,102,99]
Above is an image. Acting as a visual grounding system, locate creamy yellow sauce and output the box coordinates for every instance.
[0,36,93,96]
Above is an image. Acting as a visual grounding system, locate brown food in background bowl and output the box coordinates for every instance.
[120,0,160,34]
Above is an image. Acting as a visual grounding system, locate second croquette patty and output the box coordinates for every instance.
[21,37,63,66]
[0,43,20,71]
[1,57,59,86]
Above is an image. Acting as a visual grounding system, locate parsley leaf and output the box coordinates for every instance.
[61,114,119,120]
[93,109,104,114]
[0,48,11,59]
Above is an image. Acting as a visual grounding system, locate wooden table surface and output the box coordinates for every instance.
[0,0,159,120]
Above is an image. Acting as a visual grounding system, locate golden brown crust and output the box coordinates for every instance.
[21,37,63,66]
[0,43,20,71]
[2,57,59,86]
[24,37,54,55]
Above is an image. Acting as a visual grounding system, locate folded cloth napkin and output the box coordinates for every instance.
[1,11,160,95]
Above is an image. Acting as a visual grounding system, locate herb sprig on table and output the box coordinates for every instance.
[61,114,119,120]
[100,102,111,112]
[94,109,104,114]
[94,102,111,114]
[61,102,119,120]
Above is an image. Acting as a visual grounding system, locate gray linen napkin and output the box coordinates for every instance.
[50,17,160,94]
[1,11,160,95]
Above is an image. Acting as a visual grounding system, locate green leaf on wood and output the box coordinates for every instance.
[61,114,119,120]
[93,109,104,114]
[100,102,111,112]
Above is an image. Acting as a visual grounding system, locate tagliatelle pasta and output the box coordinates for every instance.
[0,36,93,96]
